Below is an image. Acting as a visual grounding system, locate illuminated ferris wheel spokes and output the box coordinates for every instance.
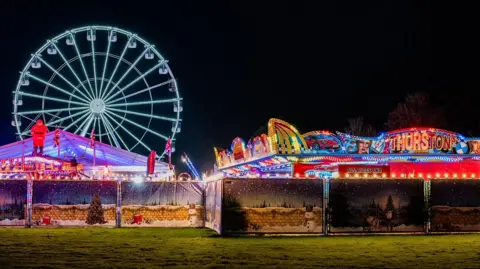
[12,26,182,156]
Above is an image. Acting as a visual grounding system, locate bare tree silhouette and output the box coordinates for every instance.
[386,92,446,130]
[344,116,376,137]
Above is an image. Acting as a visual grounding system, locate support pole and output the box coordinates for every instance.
[116,179,122,228]
[323,177,330,235]
[26,178,33,227]
[174,181,177,205]
[424,179,431,234]
[93,143,96,179]
[21,141,25,171]
[202,182,207,228]
[219,178,224,236]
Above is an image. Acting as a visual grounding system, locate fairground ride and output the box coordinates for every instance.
[2,25,185,181]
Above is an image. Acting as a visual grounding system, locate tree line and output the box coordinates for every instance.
[345,91,446,136]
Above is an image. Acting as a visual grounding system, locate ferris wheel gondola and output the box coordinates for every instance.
[12,25,183,158]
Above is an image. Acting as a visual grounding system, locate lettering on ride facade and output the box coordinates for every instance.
[390,131,457,153]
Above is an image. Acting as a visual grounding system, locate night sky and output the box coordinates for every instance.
[431,179,480,207]
[122,182,203,206]
[224,179,323,208]
[0,2,478,171]
[331,179,423,210]
[0,181,26,206]
[33,181,117,205]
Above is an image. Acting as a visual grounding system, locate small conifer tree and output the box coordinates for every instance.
[86,194,106,225]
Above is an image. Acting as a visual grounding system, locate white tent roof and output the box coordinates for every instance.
[0,130,169,172]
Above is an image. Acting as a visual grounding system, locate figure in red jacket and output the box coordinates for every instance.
[31,119,49,156]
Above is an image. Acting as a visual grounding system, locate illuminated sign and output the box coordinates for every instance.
[216,122,480,170]
[251,134,271,157]
[231,137,246,161]
[336,128,479,155]
[390,131,457,153]
[293,163,335,175]
[0,156,81,173]
[346,167,382,173]
[338,165,389,175]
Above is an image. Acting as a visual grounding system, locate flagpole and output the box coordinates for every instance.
[57,133,60,157]
[21,141,25,171]
[90,128,96,179]
[93,143,96,179]
[165,137,172,171]
[169,153,172,174]
[53,129,60,157]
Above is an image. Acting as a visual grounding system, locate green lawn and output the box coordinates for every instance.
[0,229,479,269]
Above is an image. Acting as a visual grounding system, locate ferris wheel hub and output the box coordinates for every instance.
[90,98,105,116]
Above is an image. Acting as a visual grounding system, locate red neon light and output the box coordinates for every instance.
[388,162,480,176]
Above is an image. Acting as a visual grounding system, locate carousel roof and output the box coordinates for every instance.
[0,130,168,170]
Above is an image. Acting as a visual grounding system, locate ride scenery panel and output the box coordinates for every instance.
[0,180,27,226]
[215,179,222,233]
[205,179,222,233]
[329,179,424,233]
[222,178,323,234]
[121,182,204,227]
[32,181,117,227]
[430,179,480,232]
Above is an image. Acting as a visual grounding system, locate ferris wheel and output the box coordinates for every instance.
[12,25,182,157]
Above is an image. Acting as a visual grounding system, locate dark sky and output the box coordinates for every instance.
[224,179,323,208]
[0,1,479,172]
[33,181,117,205]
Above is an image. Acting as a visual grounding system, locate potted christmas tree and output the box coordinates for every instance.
[86,194,106,225]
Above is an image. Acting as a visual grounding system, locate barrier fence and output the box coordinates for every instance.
[1,178,480,234]
[0,180,204,228]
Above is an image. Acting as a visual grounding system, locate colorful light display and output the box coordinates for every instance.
[215,118,480,178]
[0,130,174,181]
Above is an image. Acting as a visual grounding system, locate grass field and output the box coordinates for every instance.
[0,229,479,269]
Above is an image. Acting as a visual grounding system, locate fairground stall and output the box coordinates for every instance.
[206,118,480,235]
[0,130,207,228]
